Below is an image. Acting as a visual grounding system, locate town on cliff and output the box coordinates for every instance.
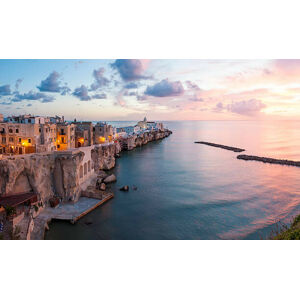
[0,113,172,240]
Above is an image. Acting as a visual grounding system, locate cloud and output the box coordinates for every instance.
[15,79,23,90]
[186,80,200,90]
[11,91,55,103]
[0,101,12,105]
[137,95,148,101]
[189,91,204,102]
[90,68,110,91]
[72,85,91,101]
[124,90,137,96]
[124,82,138,89]
[0,84,11,96]
[37,71,70,95]
[111,59,149,81]
[227,99,266,115]
[145,79,184,97]
[213,102,224,112]
[92,93,107,99]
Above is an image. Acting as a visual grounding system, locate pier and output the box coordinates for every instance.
[237,154,300,167]
[30,193,113,240]
[195,141,245,152]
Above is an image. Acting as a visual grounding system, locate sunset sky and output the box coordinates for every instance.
[1,59,300,121]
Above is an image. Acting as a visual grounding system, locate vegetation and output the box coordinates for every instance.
[271,215,300,240]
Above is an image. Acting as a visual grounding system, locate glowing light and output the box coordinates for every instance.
[79,138,84,143]
[99,136,106,143]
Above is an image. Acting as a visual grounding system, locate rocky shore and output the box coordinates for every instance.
[0,129,172,239]
[237,154,300,167]
[195,141,245,152]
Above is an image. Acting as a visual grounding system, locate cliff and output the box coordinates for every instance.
[0,130,171,205]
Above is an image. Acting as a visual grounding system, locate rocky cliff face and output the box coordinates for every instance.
[120,130,172,150]
[0,130,171,205]
[53,151,84,202]
[91,143,121,171]
[0,154,56,203]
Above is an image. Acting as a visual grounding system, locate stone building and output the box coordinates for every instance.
[56,123,76,151]
[37,123,57,152]
[73,122,94,148]
[93,122,113,144]
[0,123,42,154]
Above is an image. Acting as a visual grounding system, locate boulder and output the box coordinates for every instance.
[100,183,106,191]
[104,174,117,184]
[97,170,108,179]
[120,185,129,192]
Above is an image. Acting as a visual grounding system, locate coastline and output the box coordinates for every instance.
[0,129,172,240]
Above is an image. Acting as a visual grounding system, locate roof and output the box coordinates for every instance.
[0,193,37,208]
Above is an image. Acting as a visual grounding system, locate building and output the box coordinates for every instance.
[5,114,45,124]
[136,117,163,131]
[73,122,94,147]
[117,125,140,136]
[0,122,42,154]
[137,116,148,130]
[93,122,113,144]
[56,123,76,151]
[37,123,57,152]
[0,114,3,122]
[49,115,64,124]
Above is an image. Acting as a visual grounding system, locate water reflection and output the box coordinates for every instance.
[46,121,300,240]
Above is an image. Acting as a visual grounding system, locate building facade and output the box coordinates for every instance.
[93,122,113,144]
[56,123,76,151]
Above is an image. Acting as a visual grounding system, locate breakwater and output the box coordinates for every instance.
[237,154,300,167]
[195,141,245,152]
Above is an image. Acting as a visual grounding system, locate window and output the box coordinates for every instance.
[9,137,14,142]
[2,137,6,143]
[28,138,31,143]
[84,163,87,175]
[88,160,91,172]
[9,129,13,133]
[61,129,64,134]
[39,128,41,133]
[19,138,21,143]
[80,165,83,178]
[61,137,65,143]
[28,119,31,123]
[16,129,19,133]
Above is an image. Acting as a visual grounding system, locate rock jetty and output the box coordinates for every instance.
[195,141,245,152]
[237,154,300,167]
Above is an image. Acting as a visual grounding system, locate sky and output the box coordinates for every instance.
[1,59,300,121]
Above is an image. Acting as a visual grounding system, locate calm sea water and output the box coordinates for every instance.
[46,121,300,240]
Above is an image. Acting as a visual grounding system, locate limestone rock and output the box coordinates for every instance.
[104,174,117,184]
[120,185,129,191]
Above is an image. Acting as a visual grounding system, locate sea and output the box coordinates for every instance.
[45,120,300,240]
